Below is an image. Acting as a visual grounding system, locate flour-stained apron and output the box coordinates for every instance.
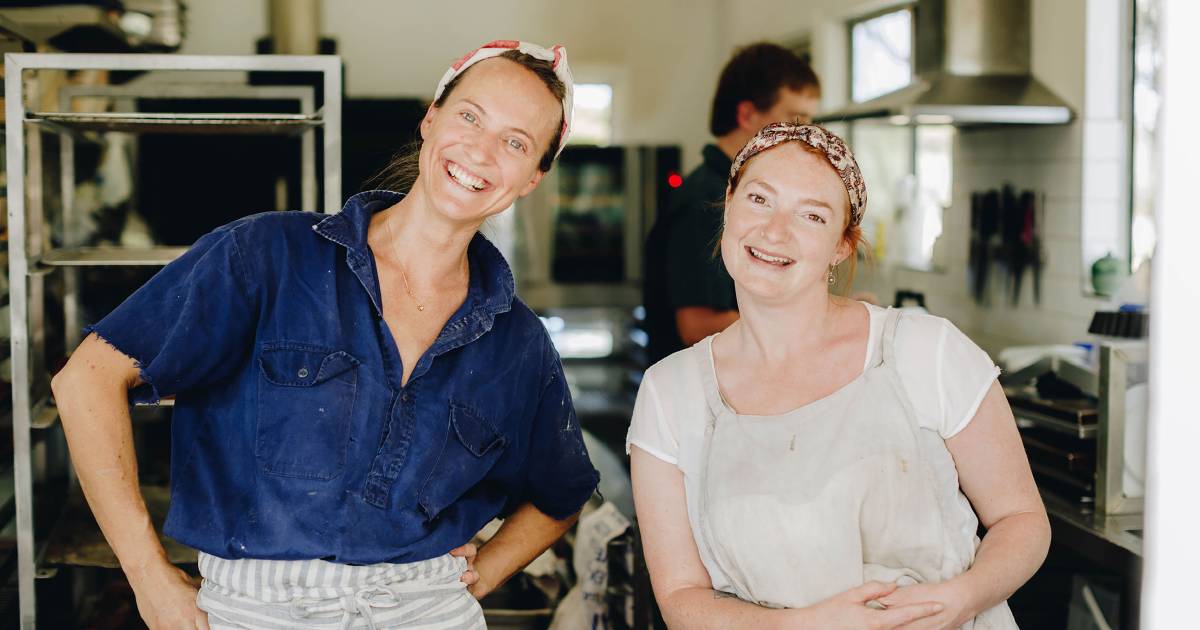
[694,308,1017,629]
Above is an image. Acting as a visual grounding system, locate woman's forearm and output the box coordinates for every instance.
[660,587,803,629]
[53,346,173,589]
[955,510,1051,615]
[470,502,576,598]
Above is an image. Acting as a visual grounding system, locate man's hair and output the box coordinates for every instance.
[709,43,820,137]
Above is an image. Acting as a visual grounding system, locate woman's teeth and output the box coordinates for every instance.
[447,162,486,191]
[748,246,795,266]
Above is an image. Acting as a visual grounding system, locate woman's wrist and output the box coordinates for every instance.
[467,549,502,600]
[941,573,987,622]
[123,550,177,593]
[781,605,817,628]
[467,572,495,600]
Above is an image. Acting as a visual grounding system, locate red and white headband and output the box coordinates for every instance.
[434,39,574,158]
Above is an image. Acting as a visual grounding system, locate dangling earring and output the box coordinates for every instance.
[828,264,837,285]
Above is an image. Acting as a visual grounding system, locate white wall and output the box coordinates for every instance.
[177,0,725,171]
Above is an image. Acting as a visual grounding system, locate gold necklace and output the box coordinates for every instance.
[385,214,426,312]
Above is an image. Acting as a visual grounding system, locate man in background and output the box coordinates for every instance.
[644,43,822,363]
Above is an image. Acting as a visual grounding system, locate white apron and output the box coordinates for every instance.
[695,308,1017,628]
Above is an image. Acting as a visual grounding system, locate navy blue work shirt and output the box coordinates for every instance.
[87,190,600,565]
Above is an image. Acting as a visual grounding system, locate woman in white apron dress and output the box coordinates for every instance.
[628,123,1049,629]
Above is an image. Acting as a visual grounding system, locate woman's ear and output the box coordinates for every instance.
[518,170,546,197]
[833,235,853,266]
[419,103,438,140]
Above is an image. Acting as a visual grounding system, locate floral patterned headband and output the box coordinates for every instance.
[728,122,867,226]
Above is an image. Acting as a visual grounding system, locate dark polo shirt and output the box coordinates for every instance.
[643,144,737,364]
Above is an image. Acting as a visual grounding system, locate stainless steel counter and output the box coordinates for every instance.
[1040,490,1143,557]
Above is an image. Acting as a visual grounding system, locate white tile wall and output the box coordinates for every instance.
[853,0,1134,359]
[853,123,1117,357]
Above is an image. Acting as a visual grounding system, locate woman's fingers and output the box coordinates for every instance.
[850,580,898,603]
[878,601,945,627]
[448,544,479,585]
[877,583,931,608]
[449,543,478,560]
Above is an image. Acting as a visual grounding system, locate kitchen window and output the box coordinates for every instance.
[850,6,914,103]
[569,83,614,146]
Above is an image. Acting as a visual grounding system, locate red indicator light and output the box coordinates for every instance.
[667,172,683,188]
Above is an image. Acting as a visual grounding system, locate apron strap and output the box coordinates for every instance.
[878,307,923,422]
[695,336,730,422]
[879,307,903,367]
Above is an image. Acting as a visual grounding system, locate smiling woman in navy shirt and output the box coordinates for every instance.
[52,41,599,629]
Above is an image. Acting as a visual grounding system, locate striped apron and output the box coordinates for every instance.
[197,552,486,629]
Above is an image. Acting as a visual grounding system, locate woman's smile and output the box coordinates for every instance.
[444,160,492,192]
[745,245,795,267]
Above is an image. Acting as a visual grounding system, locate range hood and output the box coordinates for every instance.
[816,0,1073,126]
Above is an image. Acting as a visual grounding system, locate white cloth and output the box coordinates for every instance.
[548,502,633,630]
[197,552,484,629]
[626,305,1009,627]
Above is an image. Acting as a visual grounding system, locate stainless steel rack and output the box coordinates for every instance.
[27,110,323,135]
[4,53,342,628]
[1005,341,1148,562]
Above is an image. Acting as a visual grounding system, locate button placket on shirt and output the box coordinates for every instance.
[360,315,491,509]
[363,385,413,508]
[350,225,507,510]
[359,245,414,508]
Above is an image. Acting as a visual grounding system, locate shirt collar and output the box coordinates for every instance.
[313,190,515,316]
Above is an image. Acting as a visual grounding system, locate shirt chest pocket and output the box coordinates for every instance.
[417,403,507,520]
[256,343,359,480]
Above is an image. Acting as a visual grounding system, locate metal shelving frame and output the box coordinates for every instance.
[1096,341,1148,517]
[4,53,342,628]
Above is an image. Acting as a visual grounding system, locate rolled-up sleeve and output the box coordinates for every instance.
[85,224,259,403]
[517,341,600,520]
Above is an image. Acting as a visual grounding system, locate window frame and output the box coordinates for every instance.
[847,3,917,105]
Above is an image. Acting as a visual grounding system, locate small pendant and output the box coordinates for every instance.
[417,305,425,312]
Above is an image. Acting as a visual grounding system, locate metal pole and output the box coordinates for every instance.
[5,53,37,630]
[59,89,80,350]
[323,59,342,213]
[301,91,316,211]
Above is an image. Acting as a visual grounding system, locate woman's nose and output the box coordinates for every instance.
[462,131,495,164]
[760,210,791,242]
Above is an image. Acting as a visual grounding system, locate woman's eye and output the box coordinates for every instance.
[461,111,477,124]
[748,193,767,205]
[806,212,827,224]
[508,138,526,152]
